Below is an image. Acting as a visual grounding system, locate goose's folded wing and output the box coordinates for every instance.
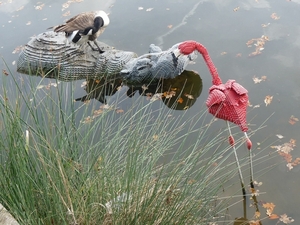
[54,12,95,33]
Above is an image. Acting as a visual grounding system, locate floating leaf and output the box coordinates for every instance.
[279,214,294,224]
[100,104,112,110]
[163,91,176,99]
[116,109,124,113]
[251,189,260,196]
[34,3,45,10]
[233,7,240,12]
[253,180,262,186]
[278,152,292,163]
[150,93,163,102]
[254,211,260,219]
[2,69,9,76]
[253,76,263,84]
[249,220,261,225]
[264,95,273,106]
[81,81,87,88]
[271,13,280,20]
[261,75,267,81]
[287,163,293,170]
[184,93,194,99]
[177,97,183,103]
[15,4,24,11]
[274,140,294,154]
[262,202,276,216]
[12,45,23,54]
[152,135,159,141]
[289,115,299,125]
[253,75,266,84]
[93,109,103,118]
[187,179,196,184]
[81,116,93,124]
[62,11,71,17]
[62,2,70,10]
[288,158,300,170]
[269,214,280,219]
[141,84,148,91]
[247,35,269,57]
[146,93,153,100]
[261,23,270,28]
[167,24,173,29]
[276,134,284,139]
[291,158,300,166]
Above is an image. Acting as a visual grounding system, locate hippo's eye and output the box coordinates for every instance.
[137,66,147,71]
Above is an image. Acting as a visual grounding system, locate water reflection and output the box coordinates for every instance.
[75,70,202,110]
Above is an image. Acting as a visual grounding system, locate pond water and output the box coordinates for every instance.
[1,0,300,224]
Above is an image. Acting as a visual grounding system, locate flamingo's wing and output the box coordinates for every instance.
[206,89,226,107]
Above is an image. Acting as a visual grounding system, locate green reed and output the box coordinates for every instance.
[0,66,260,224]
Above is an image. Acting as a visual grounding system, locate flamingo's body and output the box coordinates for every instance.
[178,40,254,194]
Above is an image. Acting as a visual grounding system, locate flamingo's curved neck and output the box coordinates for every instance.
[195,43,222,86]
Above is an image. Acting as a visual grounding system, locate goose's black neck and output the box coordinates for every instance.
[93,17,104,32]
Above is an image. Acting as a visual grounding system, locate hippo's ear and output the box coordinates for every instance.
[149,44,162,53]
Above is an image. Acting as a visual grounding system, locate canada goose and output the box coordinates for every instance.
[53,11,110,53]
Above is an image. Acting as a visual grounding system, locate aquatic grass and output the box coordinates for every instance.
[0,65,262,224]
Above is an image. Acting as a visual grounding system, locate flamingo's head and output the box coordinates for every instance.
[178,40,198,55]
[173,40,198,58]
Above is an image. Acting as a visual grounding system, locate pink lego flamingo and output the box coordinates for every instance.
[177,40,254,194]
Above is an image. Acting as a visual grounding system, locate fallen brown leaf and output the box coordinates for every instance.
[116,109,124,113]
[279,214,294,224]
[289,115,299,125]
[253,76,263,84]
[247,35,269,57]
[262,202,275,213]
[2,69,9,76]
[34,3,45,10]
[177,97,183,104]
[271,13,280,20]
[255,211,261,219]
[249,220,261,225]
[269,214,280,219]
[261,23,270,28]
[163,91,176,99]
[264,95,273,106]
[184,93,194,99]
[153,135,159,141]
[233,7,240,12]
